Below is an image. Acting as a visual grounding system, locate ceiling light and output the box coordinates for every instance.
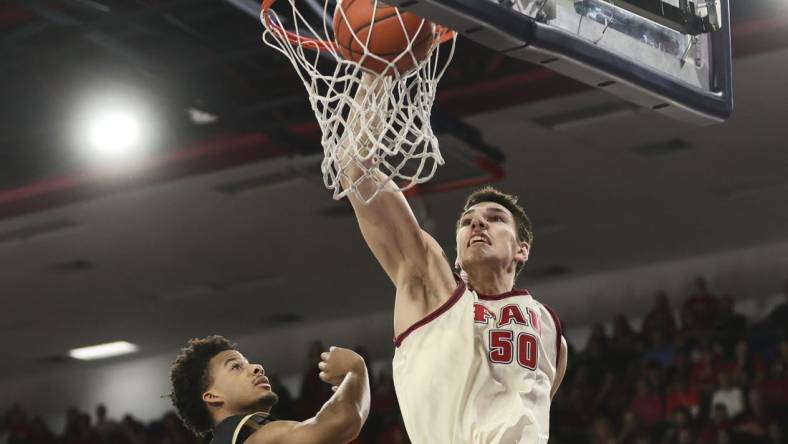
[71,90,157,166]
[188,107,218,124]
[68,341,139,360]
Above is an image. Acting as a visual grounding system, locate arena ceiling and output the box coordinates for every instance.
[0,0,787,380]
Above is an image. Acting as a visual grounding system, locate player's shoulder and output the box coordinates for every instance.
[243,420,300,444]
[210,413,283,444]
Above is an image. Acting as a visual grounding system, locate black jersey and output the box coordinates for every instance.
[210,412,275,444]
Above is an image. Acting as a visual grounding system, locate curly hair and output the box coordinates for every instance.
[461,186,533,275]
[169,335,236,437]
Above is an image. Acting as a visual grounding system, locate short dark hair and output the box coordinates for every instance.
[461,186,533,273]
[169,335,236,437]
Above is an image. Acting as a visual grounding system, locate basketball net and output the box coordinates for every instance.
[260,0,456,203]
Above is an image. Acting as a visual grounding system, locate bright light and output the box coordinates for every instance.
[86,110,142,155]
[72,91,156,166]
[69,341,139,360]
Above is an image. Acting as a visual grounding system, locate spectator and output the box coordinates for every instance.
[666,377,701,418]
[618,410,650,444]
[5,404,32,444]
[773,340,788,376]
[683,276,721,330]
[595,370,633,419]
[642,290,678,339]
[93,404,118,443]
[723,339,765,387]
[734,388,774,443]
[676,427,695,444]
[121,415,145,444]
[699,404,731,444]
[589,417,617,444]
[768,279,788,332]
[582,323,610,381]
[679,306,706,343]
[710,371,745,418]
[630,379,665,428]
[713,296,747,350]
[660,407,691,444]
[161,411,194,444]
[611,314,642,361]
[561,366,597,431]
[690,346,722,395]
[644,360,668,394]
[645,331,677,369]
[759,360,788,412]
[29,416,54,444]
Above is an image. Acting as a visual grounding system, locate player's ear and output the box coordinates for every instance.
[203,390,224,408]
[515,241,529,264]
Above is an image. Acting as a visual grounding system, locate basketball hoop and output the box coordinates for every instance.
[260,0,456,203]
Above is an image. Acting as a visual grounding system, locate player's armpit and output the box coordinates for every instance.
[550,336,568,399]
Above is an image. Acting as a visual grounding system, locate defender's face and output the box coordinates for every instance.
[456,202,528,274]
[203,350,278,414]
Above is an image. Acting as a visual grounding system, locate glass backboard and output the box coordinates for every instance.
[384,0,733,125]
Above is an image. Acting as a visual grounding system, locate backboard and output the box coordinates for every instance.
[383,0,733,125]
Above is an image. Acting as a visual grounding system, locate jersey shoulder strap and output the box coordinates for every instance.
[210,412,275,444]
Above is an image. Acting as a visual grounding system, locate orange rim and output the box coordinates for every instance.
[260,0,456,52]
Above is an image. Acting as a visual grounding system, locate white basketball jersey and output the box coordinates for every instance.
[392,278,563,444]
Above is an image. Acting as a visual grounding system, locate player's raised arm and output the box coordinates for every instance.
[249,347,370,444]
[335,73,455,297]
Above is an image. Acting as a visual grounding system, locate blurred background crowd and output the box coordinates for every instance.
[3,276,787,444]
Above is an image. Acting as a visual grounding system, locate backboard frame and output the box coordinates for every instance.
[385,0,733,125]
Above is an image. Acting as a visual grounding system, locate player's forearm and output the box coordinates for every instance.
[315,363,370,441]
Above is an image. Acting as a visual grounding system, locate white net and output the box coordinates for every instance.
[260,0,456,203]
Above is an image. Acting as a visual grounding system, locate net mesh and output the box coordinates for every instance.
[260,0,456,203]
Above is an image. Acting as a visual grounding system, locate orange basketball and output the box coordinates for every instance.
[333,0,435,76]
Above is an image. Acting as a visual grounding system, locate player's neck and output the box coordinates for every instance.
[466,268,514,295]
[212,405,270,426]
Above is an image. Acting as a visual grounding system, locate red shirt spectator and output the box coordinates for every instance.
[666,379,701,417]
[682,276,720,330]
[630,379,665,427]
[759,360,788,410]
[690,347,722,393]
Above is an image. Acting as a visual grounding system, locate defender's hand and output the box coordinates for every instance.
[318,347,365,389]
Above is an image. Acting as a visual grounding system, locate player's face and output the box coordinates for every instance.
[203,350,278,415]
[456,202,528,275]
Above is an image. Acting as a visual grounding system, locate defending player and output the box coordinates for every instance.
[168,335,370,444]
[335,73,568,443]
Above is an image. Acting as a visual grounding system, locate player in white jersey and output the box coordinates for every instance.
[334,74,568,444]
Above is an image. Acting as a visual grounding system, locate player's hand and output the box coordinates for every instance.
[317,346,365,390]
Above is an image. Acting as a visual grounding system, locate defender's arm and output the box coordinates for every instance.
[249,348,370,444]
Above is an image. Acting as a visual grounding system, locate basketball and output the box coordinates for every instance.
[333,0,435,75]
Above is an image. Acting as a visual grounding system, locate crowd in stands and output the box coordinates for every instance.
[2,277,787,444]
[551,277,788,444]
